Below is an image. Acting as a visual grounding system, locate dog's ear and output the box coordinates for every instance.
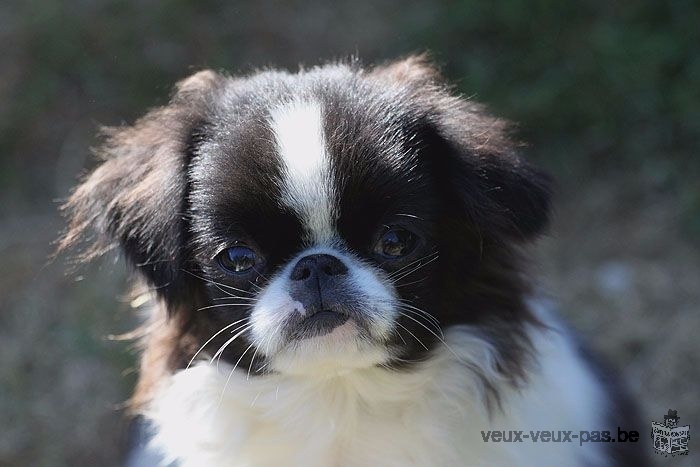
[374,55,552,242]
[369,53,442,88]
[59,70,224,303]
[432,104,553,242]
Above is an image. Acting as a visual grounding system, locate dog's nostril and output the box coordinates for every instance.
[321,258,348,276]
[290,254,348,281]
[292,266,311,281]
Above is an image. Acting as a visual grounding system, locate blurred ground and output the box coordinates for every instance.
[1,1,698,466]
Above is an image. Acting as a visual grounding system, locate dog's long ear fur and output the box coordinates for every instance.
[59,70,224,304]
[373,55,553,242]
[432,103,553,242]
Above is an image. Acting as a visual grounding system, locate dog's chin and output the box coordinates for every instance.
[267,318,390,375]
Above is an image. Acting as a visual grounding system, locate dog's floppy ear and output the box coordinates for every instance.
[375,55,552,242]
[433,105,553,242]
[59,70,224,303]
[369,53,441,88]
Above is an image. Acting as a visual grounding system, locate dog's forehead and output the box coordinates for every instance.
[267,94,429,244]
[195,85,431,252]
[269,99,336,244]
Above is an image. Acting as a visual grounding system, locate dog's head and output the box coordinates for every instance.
[61,56,551,377]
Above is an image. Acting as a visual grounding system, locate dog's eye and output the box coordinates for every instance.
[374,228,418,259]
[217,245,257,274]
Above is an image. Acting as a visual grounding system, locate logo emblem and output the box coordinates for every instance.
[651,410,690,456]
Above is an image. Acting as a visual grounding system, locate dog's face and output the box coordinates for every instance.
[191,94,441,373]
[62,57,551,377]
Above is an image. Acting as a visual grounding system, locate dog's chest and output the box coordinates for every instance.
[148,363,486,467]
[237,382,485,467]
[146,326,608,467]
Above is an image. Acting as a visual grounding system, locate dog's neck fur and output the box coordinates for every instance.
[144,303,610,467]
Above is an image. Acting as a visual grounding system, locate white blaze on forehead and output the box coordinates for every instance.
[270,99,336,243]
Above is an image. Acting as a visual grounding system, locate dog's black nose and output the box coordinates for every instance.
[290,254,348,282]
[287,254,350,339]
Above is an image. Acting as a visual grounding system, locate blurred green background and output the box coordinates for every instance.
[1,1,698,465]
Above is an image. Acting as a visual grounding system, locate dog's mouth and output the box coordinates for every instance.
[287,309,351,340]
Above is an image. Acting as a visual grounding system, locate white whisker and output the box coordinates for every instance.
[394,321,429,351]
[247,337,263,380]
[398,312,468,368]
[390,254,439,283]
[196,303,255,312]
[219,341,257,405]
[395,277,429,288]
[186,317,250,369]
[397,301,442,331]
[212,296,258,302]
[211,323,254,367]
[398,310,444,339]
[386,251,438,280]
[181,269,257,297]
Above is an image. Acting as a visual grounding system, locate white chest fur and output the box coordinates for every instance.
[147,319,611,467]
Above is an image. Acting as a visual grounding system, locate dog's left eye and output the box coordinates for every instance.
[217,245,257,274]
[374,228,418,259]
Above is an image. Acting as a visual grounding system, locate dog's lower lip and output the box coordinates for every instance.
[313,310,345,320]
[290,310,350,339]
[304,310,349,327]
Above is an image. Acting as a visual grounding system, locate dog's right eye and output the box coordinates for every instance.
[373,227,418,259]
[217,245,258,274]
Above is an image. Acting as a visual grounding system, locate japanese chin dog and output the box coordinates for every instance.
[60,55,647,467]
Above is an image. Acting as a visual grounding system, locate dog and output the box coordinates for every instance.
[61,56,647,466]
